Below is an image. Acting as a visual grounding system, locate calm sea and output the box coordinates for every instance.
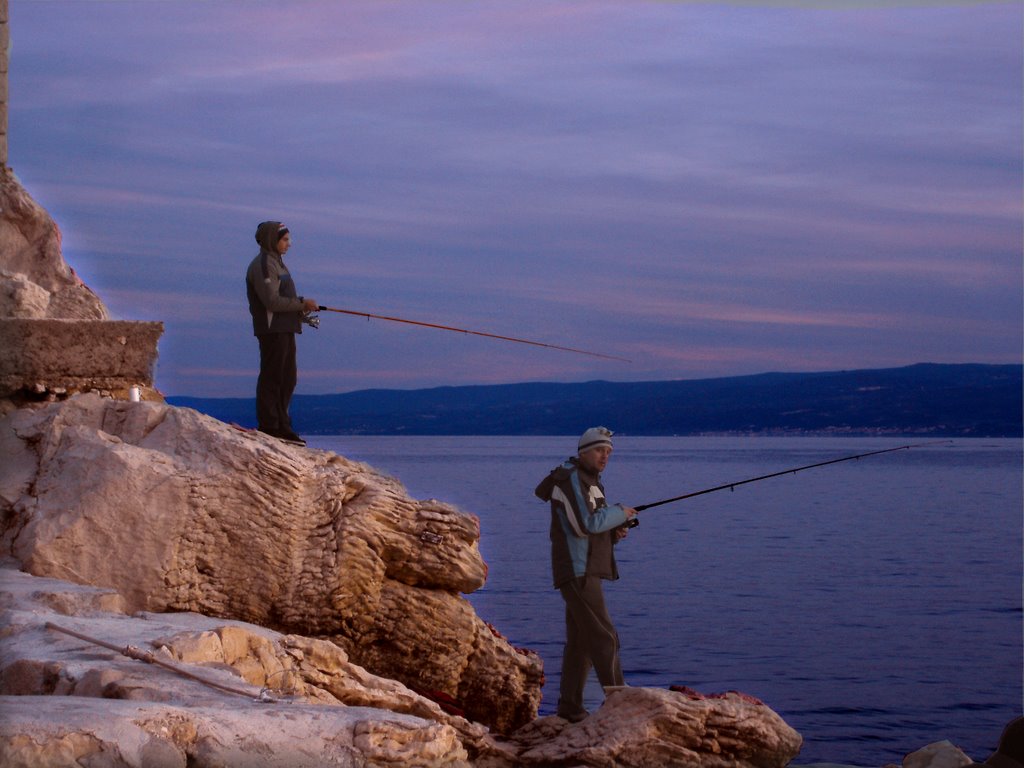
[306,435,1022,766]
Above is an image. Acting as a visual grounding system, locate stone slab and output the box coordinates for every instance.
[0,318,163,395]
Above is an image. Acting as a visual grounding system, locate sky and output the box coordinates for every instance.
[8,1,1022,397]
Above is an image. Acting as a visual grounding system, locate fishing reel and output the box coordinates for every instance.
[302,312,320,330]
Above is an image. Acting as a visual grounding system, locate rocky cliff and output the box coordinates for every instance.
[0,394,544,734]
[0,169,107,321]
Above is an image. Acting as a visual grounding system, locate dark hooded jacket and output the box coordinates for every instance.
[246,221,306,335]
[535,457,629,588]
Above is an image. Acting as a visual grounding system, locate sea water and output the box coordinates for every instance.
[305,435,1022,766]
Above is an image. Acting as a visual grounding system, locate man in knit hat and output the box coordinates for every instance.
[534,426,637,722]
[246,221,318,445]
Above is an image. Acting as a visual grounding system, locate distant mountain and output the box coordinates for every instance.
[168,363,1022,438]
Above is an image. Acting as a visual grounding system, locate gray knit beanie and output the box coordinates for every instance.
[578,426,613,454]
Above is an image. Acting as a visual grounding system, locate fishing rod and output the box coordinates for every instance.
[315,304,631,362]
[626,439,952,528]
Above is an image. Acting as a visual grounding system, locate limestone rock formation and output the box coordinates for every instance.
[510,687,802,768]
[0,168,162,403]
[0,168,107,321]
[0,565,487,767]
[0,562,807,768]
[900,740,975,768]
[0,393,544,734]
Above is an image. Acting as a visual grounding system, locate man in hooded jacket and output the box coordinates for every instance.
[245,221,318,444]
[535,426,637,722]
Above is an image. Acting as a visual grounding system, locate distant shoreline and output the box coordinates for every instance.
[168,363,1024,439]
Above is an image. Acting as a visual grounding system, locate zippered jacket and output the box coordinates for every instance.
[246,220,306,335]
[535,458,629,588]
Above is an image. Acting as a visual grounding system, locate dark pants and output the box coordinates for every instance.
[256,332,297,435]
[557,575,624,719]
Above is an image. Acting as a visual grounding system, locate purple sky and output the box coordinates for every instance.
[10,1,1022,397]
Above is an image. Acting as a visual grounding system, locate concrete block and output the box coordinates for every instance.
[0,318,163,396]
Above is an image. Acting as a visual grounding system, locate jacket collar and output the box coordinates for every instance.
[569,456,600,484]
